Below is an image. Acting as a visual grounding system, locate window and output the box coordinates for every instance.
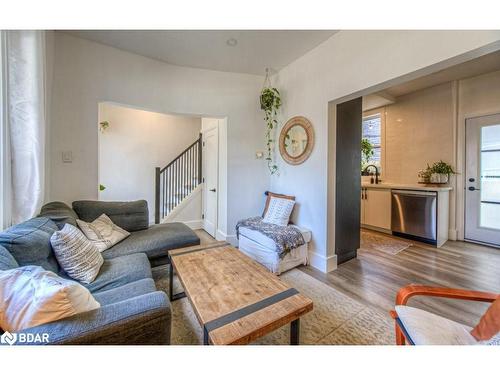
[362,114,381,166]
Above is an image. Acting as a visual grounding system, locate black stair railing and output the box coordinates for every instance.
[155,133,202,224]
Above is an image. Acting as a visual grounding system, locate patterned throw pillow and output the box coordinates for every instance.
[0,266,100,332]
[50,224,104,284]
[262,197,296,226]
[77,214,130,252]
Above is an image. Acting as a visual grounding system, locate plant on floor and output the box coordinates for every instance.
[260,69,282,175]
[361,138,374,171]
[99,184,106,191]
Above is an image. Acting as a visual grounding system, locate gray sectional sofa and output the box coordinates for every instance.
[0,200,200,345]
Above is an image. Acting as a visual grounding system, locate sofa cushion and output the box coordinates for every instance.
[396,305,478,345]
[0,245,19,271]
[77,214,130,252]
[92,278,157,306]
[0,266,100,332]
[38,201,79,229]
[0,217,60,273]
[83,252,152,293]
[50,224,104,284]
[102,222,200,261]
[72,200,149,232]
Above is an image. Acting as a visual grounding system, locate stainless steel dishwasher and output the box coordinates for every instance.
[391,190,437,244]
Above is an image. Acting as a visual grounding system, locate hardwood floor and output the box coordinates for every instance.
[195,228,500,328]
[303,230,500,327]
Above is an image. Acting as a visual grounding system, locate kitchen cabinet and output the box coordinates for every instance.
[361,187,391,230]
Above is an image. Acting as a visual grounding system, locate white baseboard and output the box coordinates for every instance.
[215,229,237,246]
[183,220,203,230]
[448,229,458,241]
[308,250,337,273]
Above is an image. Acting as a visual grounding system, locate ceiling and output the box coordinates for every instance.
[378,50,500,98]
[64,30,337,75]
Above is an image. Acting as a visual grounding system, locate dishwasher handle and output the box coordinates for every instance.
[392,189,437,197]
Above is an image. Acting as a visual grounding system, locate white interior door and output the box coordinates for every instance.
[202,120,219,237]
[465,114,500,247]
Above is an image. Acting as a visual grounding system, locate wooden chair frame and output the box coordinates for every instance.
[390,285,499,345]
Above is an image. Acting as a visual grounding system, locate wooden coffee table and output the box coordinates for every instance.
[168,242,313,345]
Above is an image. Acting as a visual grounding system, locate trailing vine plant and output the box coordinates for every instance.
[260,72,282,175]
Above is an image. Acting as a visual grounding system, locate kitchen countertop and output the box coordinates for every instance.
[361,182,453,192]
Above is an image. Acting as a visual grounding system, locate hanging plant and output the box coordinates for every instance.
[260,69,281,175]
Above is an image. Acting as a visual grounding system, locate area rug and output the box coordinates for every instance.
[359,230,411,255]
[152,266,395,345]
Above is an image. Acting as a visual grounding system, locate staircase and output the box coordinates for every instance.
[155,134,202,224]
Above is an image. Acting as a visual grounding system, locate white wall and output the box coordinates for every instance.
[366,83,455,185]
[273,30,500,272]
[48,32,269,240]
[97,103,201,223]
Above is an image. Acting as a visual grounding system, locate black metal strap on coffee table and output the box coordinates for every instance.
[203,288,300,345]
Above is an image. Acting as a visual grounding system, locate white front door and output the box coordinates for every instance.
[465,114,500,247]
[202,120,219,237]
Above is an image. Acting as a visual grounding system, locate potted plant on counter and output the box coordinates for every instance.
[425,161,456,184]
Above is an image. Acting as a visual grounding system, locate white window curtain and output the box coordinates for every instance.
[0,30,46,228]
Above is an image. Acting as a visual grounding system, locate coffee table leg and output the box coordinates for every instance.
[290,319,300,345]
[169,261,174,301]
[168,261,186,301]
[203,327,210,345]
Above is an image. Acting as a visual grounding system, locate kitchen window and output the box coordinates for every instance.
[362,113,381,166]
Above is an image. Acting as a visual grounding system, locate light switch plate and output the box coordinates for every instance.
[62,151,73,163]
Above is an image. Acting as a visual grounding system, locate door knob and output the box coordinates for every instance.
[209,188,216,192]
[468,186,480,191]
[468,178,475,182]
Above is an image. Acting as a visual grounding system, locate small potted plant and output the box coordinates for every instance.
[418,168,431,183]
[428,161,456,184]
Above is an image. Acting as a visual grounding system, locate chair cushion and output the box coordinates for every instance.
[72,200,149,232]
[92,278,157,306]
[102,222,200,261]
[82,252,152,293]
[262,197,295,226]
[396,305,478,345]
[471,297,500,341]
[0,245,18,271]
[0,266,100,332]
[0,217,60,273]
[263,191,295,217]
[50,224,104,284]
[38,201,79,229]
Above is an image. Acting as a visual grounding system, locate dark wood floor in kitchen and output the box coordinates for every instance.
[195,229,500,328]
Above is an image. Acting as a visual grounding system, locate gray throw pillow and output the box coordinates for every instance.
[50,224,104,284]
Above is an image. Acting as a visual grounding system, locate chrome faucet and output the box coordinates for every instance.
[363,164,380,184]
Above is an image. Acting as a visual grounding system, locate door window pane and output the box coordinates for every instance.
[480,125,500,229]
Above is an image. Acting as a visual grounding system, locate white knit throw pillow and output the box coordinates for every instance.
[77,214,130,252]
[50,224,103,284]
[262,197,295,226]
[0,266,100,332]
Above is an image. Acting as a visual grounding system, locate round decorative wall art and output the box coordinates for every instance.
[279,116,314,165]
